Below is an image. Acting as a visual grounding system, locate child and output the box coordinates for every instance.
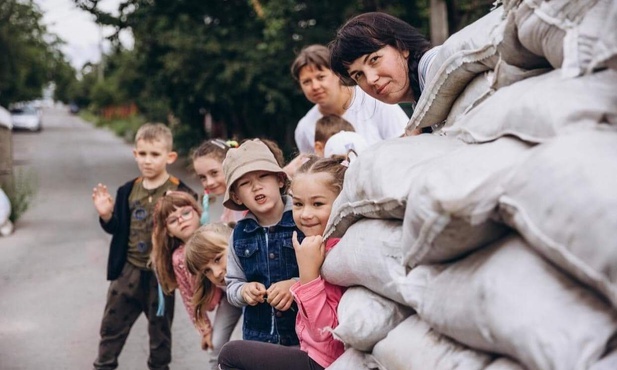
[222,139,303,346]
[218,155,349,370]
[191,139,244,225]
[184,222,243,370]
[91,123,197,370]
[151,193,241,370]
[314,114,355,157]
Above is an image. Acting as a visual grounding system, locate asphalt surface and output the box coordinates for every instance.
[0,107,240,370]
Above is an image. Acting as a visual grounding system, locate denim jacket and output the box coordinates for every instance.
[225,196,303,345]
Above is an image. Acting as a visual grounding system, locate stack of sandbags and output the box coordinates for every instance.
[324,1,617,369]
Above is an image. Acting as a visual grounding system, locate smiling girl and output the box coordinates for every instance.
[218,155,349,370]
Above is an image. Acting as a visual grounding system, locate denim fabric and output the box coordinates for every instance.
[232,209,303,345]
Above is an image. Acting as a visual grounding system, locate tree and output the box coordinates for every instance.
[0,0,76,106]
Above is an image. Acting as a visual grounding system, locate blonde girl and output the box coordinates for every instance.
[218,155,348,370]
[191,139,244,225]
[151,191,224,353]
[184,223,243,370]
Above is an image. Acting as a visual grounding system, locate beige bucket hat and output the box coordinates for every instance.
[222,139,288,211]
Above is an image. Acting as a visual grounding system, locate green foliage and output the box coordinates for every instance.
[0,0,77,106]
[3,168,37,223]
[73,0,494,155]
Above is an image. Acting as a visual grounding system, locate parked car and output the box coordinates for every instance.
[10,105,42,132]
[68,102,80,114]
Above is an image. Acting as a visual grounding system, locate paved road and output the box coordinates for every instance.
[0,107,239,370]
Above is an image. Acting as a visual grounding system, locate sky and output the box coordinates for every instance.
[35,0,132,69]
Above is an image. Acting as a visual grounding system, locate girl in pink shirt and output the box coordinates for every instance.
[218,155,348,370]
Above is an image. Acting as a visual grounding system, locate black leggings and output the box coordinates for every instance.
[218,340,324,370]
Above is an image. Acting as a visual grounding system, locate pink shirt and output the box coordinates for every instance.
[172,245,223,336]
[290,238,345,368]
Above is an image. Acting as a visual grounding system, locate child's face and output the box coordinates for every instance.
[231,171,284,217]
[346,45,414,104]
[193,155,226,196]
[165,206,200,243]
[201,251,228,287]
[291,172,339,236]
[298,65,342,108]
[133,139,177,181]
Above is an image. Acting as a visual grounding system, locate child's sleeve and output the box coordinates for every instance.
[172,248,213,336]
[224,234,249,307]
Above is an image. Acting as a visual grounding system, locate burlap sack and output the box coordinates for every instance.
[401,234,617,370]
[333,287,413,352]
[499,128,617,308]
[442,68,617,144]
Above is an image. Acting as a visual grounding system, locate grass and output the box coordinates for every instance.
[2,168,38,223]
[80,110,146,144]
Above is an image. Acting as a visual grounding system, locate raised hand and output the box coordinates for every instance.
[92,183,114,222]
[292,231,325,284]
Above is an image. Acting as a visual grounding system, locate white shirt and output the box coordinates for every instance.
[294,86,409,154]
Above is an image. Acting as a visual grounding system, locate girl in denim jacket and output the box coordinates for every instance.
[219,154,348,370]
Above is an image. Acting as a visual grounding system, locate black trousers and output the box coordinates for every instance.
[218,340,324,370]
[93,262,175,370]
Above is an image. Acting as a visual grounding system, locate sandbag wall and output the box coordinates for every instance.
[324,1,617,369]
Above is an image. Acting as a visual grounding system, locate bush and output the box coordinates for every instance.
[3,168,37,223]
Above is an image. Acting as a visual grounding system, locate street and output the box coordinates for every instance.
[0,107,239,369]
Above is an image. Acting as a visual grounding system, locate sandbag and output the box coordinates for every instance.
[326,348,376,370]
[370,315,494,370]
[401,234,617,370]
[324,135,464,239]
[322,219,407,304]
[407,5,548,132]
[442,68,617,144]
[402,137,530,268]
[587,0,617,72]
[499,128,617,308]
[503,0,609,77]
[333,286,413,352]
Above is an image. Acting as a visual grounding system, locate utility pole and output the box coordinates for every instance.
[430,0,449,45]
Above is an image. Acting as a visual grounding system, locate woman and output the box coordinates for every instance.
[291,44,409,154]
[329,12,437,106]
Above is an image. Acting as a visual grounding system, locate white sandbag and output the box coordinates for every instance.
[326,348,376,370]
[324,135,464,239]
[333,287,413,352]
[590,349,617,370]
[402,137,530,268]
[505,0,609,77]
[499,128,617,308]
[442,68,617,144]
[587,0,617,72]
[370,315,494,370]
[0,188,14,237]
[322,219,408,305]
[408,6,547,132]
[402,234,617,370]
[484,358,525,370]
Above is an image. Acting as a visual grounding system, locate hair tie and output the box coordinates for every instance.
[341,160,349,167]
[226,140,238,148]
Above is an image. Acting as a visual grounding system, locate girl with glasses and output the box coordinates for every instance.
[151,191,240,368]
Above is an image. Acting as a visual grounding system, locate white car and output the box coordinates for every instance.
[10,105,42,131]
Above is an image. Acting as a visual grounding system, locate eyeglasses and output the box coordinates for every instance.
[166,207,195,226]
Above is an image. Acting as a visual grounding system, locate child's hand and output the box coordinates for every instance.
[92,183,114,222]
[292,231,325,284]
[201,332,213,350]
[241,282,267,306]
[266,280,296,311]
[283,153,310,178]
